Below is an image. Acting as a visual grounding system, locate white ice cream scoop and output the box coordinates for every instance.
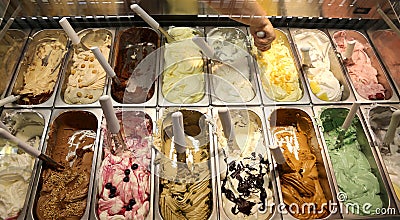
[0,128,64,170]
[192,36,216,59]
[0,95,20,107]
[300,46,314,68]
[383,110,400,153]
[59,17,90,50]
[336,102,361,146]
[218,108,241,155]
[99,95,126,154]
[90,47,121,86]
[130,4,175,42]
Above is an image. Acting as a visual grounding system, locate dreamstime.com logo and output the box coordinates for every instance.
[270,192,397,216]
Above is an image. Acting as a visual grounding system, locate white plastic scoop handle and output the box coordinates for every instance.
[0,128,40,157]
[301,46,313,67]
[59,17,81,45]
[0,95,19,107]
[218,108,236,144]
[172,112,186,154]
[130,4,159,30]
[90,47,116,78]
[269,145,286,165]
[192,36,215,59]
[99,95,120,134]
[344,40,356,60]
[342,102,361,131]
[384,110,400,146]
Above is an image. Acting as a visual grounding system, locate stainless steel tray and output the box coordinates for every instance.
[54,28,116,108]
[252,28,310,106]
[366,29,400,100]
[360,104,400,214]
[327,29,399,103]
[264,106,339,219]
[289,28,356,105]
[205,26,262,106]
[313,105,394,218]
[211,107,281,220]
[0,108,51,220]
[153,107,218,220]
[90,108,156,220]
[157,27,210,107]
[6,29,69,108]
[27,108,102,220]
[107,27,161,107]
[0,29,30,99]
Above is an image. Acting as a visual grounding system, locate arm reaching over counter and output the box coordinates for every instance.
[205,0,275,51]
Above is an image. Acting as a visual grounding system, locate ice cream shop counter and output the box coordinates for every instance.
[0,0,400,219]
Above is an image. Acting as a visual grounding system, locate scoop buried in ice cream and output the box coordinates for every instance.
[154,110,212,219]
[256,30,302,101]
[293,30,343,101]
[63,29,112,104]
[35,111,97,219]
[333,30,385,100]
[97,111,152,220]
[112,27,158,104]
[14,37,67,105]
[321,107,384,215]
[0,111,44,220]
[270,109,330,219]
[370,30,400,90]
[162,27,205,104]
[216,109,274,219]
[369,106,400,200]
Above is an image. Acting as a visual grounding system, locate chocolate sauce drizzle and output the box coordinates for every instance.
[221,151,270,216]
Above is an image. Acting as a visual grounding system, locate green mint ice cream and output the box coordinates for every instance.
[321,108,383,215]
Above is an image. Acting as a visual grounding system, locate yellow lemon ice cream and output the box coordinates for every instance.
[257,35,302,101]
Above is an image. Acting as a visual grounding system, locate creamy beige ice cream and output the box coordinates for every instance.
[0,30,27,98]
[63,29,111,104]
[154,110,212,219]
[256,30,302,101]
[293,29,343,101]
[216,109,274,219]
[14,36,67,105]
[0,111,44,219]
[162,27,205,104]
[208,28,255,103]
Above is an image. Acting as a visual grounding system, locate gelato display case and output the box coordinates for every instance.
[0,0,400,219]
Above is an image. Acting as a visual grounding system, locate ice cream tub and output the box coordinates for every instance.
[91,108,156,220]
[327,29,399,103]
[55,28,115,108]
[205,26,262,106]
[367,29,400,99]
[0,108,51,220]
[264,106,339,219]
[360,104,400,213]
[109,27,161,107]
[0,29,30,100]
[158,26,210,107]
[153,107,218,220]
[6,29,69,108]
[289,28,356,104]
[252,28,310,106]
[27,108,102,220]
[211,107,281,220]
[313,105,394,218]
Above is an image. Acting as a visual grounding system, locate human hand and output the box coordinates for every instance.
[249,19,275,51]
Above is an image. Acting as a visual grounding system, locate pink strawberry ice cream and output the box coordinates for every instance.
[333,30,385,100]
[97,111,152,220]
